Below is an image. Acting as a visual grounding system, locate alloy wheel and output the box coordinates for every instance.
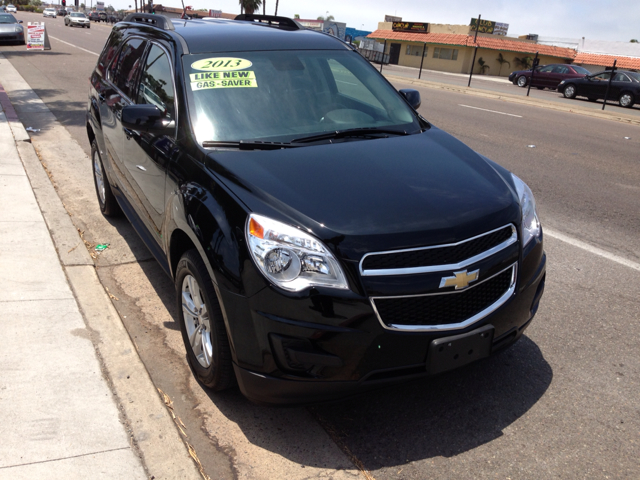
[181,275,213,368]
[93,150,106,205]
[619,93,633,107]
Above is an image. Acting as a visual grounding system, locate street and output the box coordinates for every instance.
[1,12,639,479]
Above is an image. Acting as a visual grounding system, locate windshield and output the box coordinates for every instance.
[71,12,85,17]
[572,66,591,75]
[0,14,16,23]
[183,50,423,145]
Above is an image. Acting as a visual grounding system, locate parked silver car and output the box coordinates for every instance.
[65,12,90,28]
[0,13,24,44]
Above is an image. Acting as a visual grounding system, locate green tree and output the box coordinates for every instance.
[317,13,334,21]
[477,57,490,74]
[293,13,300,19]
[631,39,639,43]
[514,56,533,69]
[496,52,511,76]
[239,0,261,14]
[29,0,42,6]
[80,3,85,9]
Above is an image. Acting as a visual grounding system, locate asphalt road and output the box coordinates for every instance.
[2,12,639,479]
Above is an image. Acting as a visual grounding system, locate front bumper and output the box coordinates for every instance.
[219,234,546,405]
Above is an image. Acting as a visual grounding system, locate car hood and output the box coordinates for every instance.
[206,127,520,260]
[0,24,20,32]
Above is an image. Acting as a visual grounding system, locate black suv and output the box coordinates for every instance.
[87,13,546,405]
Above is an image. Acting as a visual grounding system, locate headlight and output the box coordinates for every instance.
[512,174,541,246]
[15,26,23,32]
[559,80,565,85]
[246,214,348,292]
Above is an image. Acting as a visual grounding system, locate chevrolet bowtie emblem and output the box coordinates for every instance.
[439,269,480,290]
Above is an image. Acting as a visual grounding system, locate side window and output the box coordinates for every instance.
[110,38,147,99]
[539,66,554,73]
[554,66,569,74]
[327,59,383,110]
[593,73,610,81]
[613,73,630,82]
[137,44,176,120]
[97,30,123,76]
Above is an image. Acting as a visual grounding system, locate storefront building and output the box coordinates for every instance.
[367,22,577,77]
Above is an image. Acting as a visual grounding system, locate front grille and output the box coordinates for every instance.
[372,266,514,329]
[362,225,515,272]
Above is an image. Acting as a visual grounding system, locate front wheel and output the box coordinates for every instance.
[175,250,234,391]
[619,92,635,108]
[517,76,528,87]
[563,84,577,99]
[91,139,121,216]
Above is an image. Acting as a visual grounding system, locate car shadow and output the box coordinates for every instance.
[204,335,551,469]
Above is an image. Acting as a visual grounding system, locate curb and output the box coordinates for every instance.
[383,73,640,126]
[0,71,202,479]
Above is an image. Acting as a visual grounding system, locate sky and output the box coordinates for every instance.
[108,0,640,43]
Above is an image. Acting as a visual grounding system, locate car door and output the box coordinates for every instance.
[550,65,570,88]
[122,42,177,240]
[532,65,554,87]
[610,72,631,99]
[582,72,610,98]
[100,37,147,202]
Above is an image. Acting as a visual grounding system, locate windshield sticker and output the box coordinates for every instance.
[191,57,252,71]
[190,71,257,91]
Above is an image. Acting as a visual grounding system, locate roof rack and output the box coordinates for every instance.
[123,13,175,31]
[234,14,300,30]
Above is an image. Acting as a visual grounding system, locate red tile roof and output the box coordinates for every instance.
[573,53,640,70]
[367,30,577,59]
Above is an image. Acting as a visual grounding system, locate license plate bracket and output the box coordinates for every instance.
[426,324,495,375]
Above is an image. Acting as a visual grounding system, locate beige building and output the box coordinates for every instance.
[367,22,577,77]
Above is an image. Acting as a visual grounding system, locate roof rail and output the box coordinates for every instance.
[122,13,175,31]
[234,14,300,30]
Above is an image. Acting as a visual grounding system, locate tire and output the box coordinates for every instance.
[563,84,577,99]
[536,86,544,90]
[175,249,234,391]
[517,76,528,87]
[619,92,635,108]
[91,139,121,216]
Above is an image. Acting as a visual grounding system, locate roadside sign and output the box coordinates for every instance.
[27,23,44,50]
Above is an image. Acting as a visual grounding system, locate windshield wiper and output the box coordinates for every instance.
[291,127,410,144]
[202,140,299,150]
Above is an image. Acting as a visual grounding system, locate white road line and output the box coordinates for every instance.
[48,36,99,56]
[545,228,640,272]
[459,104,522,118]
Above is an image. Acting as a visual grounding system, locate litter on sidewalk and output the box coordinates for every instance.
[95,243,110,252]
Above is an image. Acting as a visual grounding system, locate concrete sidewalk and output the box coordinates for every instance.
[0,83,200,478]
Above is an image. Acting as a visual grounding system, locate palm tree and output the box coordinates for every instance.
[317,13,335,21]
[496,52,511,76]
[514,56,533,70]
[477,57,490,75]
[239,0,262,14]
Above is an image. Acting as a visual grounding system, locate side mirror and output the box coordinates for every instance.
[399,89,421,110]
[19,20,23,23]
[121,104,174,135]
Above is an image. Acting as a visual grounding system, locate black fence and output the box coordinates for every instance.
[358,48,389,65]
